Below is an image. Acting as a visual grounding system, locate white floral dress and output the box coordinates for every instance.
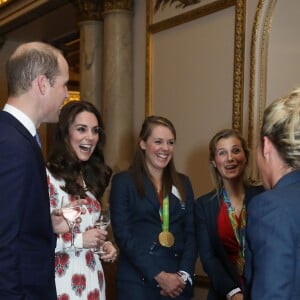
[47,169,106,300]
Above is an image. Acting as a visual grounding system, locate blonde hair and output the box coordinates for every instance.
[261,87,300,169]
[208,128,250,195]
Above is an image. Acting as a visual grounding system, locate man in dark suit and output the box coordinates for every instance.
[0,42,70,299]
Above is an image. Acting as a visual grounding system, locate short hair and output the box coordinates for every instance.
[6,42,62,96]
[260,87,300,169]
[208,128,250,194]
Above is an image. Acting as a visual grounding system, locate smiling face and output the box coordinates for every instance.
[212,136,247,183]
[68,111,99,162]
[139,124,175,176]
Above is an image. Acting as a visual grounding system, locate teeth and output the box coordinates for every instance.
[80,145,92,152]
[157,153,168,159]
[225,165,236,169]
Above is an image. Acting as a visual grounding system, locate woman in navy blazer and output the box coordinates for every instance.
[110,116,197,300]
[245,88,300,299]
[195,129,263,300]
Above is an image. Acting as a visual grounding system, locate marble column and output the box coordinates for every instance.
[75,0,103,112]
[102,0,134,173]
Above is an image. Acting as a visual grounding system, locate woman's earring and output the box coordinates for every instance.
[211,161,216,167]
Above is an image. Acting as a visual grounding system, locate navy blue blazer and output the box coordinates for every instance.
[110,171,197,298]
[245,170,300,300]
[195,185,264,300]
[0,111,57,300]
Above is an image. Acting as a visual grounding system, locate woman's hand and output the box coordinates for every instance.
[231,293,243,300]
[82,228,108,248]
[100,241,118,263]
[155,271,185,298]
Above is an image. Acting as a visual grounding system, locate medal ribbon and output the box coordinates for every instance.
[223,189,246,269]
[158,194,170,232]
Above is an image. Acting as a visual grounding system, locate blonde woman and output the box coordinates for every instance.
[195,129,263,300]
[245,88,300,300]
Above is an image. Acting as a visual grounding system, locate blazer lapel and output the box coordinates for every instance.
[168,186,185,221]
[143,174,161,211]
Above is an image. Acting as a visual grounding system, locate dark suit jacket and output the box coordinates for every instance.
[110,171,197,299]
[245,171,300,300]
[0,111,57,300]
[195,185,264,300]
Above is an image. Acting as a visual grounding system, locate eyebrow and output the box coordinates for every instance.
[216,144,241,150]
[74,124,87,127]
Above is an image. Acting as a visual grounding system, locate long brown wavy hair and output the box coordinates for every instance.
[47,100,112,200]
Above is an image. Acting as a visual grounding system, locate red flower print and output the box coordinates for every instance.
[62,232,71,243]
[55,252,70,277]
[70,195,79,202]
[73,225,81,235]
[94,200,100,211]
[85,251,96,271]
[88,289,100,300]
[98,271,104,290]
[84,196,99,214]
[57,294,69,300]
[48,180,58,207]
[50,196,57,208]
[48,182,55,196]
[71,274,86,296]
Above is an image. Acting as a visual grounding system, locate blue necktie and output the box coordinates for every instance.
[34,133,41,148]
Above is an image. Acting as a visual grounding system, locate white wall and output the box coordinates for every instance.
[267,0,300,104]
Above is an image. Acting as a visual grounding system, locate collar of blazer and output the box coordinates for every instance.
[143,174,183,218]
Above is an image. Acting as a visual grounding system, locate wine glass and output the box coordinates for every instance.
[62,205,81,251]
[93,208,111,254]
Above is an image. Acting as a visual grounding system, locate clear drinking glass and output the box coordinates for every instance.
[62,205,81,251]
[93,208,111,254]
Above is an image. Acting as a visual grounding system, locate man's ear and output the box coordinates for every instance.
[36,75,49,95]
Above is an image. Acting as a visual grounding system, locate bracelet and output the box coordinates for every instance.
[104,241,112,246]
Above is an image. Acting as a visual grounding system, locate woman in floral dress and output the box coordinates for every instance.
[47,100,117,300]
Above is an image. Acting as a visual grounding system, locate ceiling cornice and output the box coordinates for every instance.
[0,0,70,35]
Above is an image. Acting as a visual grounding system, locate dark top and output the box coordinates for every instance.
[195,185,264,300]
[245,171,300,300]
[110,171,197,299]
[0,111,57,300]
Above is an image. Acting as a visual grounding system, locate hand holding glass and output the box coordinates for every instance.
[62,205,81,251]
[93,209,111,254]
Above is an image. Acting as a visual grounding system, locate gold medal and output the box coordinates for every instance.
[158,231,175,247]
